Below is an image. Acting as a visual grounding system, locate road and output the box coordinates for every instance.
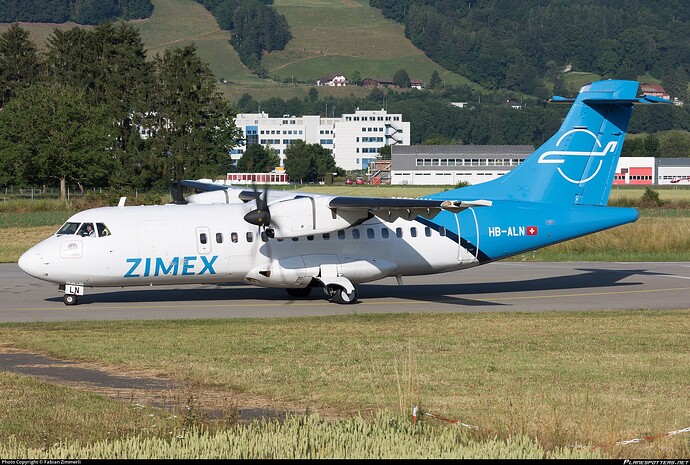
[1,262,690,322]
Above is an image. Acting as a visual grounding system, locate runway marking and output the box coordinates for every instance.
[11,286,690,311]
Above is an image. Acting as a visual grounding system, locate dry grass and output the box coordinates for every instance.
[0,311,689,457]
[0,226,57,262]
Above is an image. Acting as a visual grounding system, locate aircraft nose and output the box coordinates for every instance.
[18,246,44,279]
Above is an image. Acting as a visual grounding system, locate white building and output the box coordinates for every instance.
[391,145,534,185]
[232,109,410,171]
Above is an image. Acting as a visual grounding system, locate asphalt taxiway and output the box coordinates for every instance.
[2,261,690,322]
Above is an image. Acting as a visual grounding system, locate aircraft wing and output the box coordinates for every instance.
[328,196,492,221]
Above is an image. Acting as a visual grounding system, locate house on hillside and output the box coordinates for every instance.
[361,78,397,88]
[316,73,347,86]
[640,83,670,100]
[502,99,523,110]
[410,79,424,90]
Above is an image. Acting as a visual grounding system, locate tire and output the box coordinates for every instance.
[286,287,312,298]
[332,287,358,305]
[64,294,79,306]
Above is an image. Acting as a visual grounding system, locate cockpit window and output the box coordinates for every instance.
[57,222,111,237]
[97,223,111,237]
[77,223,95,237]
[57,222,80,235]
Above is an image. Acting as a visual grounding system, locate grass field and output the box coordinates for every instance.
[1,311,688,457]
[266,0,473,89]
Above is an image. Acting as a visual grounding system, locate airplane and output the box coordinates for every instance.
[18,80,669,306]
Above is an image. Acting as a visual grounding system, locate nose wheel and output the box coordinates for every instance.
[63,294,79,306]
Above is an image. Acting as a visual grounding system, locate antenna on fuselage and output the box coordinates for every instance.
[118,197,126,207]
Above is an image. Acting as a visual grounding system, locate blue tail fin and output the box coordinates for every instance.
[448,80,668,205]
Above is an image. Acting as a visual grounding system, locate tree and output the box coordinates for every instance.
[0,23,40,107]
[429,70,441,89]
[146,45,241,186]
[307,87,319,102]
[237,144,280,172]
[284,140,338,183]
[350,69,362,86]
[377,145,391,160]
[393,68,411,88]
[0,83,115,198]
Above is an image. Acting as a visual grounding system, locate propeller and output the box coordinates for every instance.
[243,183,275,238]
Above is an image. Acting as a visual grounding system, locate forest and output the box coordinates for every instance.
[0,0,153,24]
[369,0,690,99]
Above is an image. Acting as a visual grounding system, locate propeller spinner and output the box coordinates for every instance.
[243,184,274,237]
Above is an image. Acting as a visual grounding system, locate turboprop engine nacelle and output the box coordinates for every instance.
[268,196,368,239]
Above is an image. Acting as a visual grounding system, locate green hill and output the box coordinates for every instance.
[0,0,473,102]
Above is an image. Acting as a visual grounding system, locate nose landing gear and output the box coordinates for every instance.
[60,284,84,306]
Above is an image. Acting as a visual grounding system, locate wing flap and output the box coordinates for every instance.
[328,196,491,220]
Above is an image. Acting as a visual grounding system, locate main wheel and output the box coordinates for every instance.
[331,287,358,305]
[63,294,79,306]
[286,287,312,298]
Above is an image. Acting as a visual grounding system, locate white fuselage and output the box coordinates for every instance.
[19,203,480,291]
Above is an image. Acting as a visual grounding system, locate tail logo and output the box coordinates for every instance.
[537,129,618,184]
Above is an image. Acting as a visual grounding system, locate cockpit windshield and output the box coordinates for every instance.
[57,222,80,235]
[56,222,111,237]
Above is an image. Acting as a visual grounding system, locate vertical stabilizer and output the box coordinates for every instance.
[445,80,668,205]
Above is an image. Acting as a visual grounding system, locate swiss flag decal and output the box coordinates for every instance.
[526,226,538,236]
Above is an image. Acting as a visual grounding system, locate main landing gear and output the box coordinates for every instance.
[285,281,359,305]
[63,294,79,306]
[328,286,358,304]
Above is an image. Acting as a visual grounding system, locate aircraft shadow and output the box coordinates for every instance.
[46,267,663,308]
[359,267,662,306]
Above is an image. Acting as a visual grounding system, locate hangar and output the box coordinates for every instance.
[383,145,690,186]
[389,145,534,185]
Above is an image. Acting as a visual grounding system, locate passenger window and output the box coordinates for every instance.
[307,235,314,241]
[381,228,389,239]
[439,227,446,236]
[57,222,80,235]
[338,230,345,239]
[425,227,431,237]
[367,228,375,239]
[261,232,269,242]
[396,227,403,238]
[215,233,223,243]
[323,233,330,240]
[231,232,238,243]
[77,223,95,237]
[246,232,253,242]
[292,237,299,241]
[410,227,417,238]
[96,223,111,237]
[200,233,208,244]
[352,229,360,239]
